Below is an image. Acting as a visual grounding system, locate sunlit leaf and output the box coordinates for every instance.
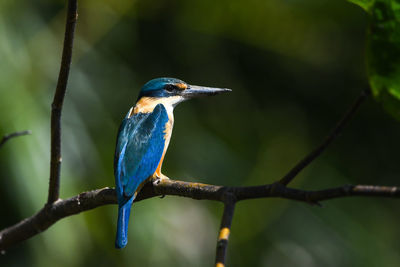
[347,0,373,11]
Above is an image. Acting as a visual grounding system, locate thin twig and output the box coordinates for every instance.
[48,0,78,204]
[1,179,399,251]
[0,131,31,149]
[215,194,236,267]
[278,89,370,186]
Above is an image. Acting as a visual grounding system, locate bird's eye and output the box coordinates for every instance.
[165,84,176,92]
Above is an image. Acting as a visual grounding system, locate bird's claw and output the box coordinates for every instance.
[152,177,161,185]
[151,174,170,186]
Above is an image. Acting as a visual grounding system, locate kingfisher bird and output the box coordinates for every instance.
[114,77,231,249]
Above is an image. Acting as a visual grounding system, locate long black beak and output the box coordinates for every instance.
[182,85,232,99]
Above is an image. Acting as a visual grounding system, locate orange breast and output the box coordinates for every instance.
[153,117,173,177]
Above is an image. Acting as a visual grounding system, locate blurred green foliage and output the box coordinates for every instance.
[350,0,400,120]
[1,0,400,266]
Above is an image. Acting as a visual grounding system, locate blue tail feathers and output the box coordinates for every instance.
[115,196,135,249]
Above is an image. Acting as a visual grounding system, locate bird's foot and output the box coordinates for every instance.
[159,173,170,180]
[151,174,169,186]
[152,177,161,186]
[151,174,169,199]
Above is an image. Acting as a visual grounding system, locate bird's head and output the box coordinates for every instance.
[137,77,231,106]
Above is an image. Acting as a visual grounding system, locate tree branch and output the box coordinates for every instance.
[278,89,370,186]
[0,131,31,149]
[215,195,236,267]
[48,0,78,204]
[1,179,399,251]
[0,1,389,264]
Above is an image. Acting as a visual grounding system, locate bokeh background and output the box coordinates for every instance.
[1,0,400,266]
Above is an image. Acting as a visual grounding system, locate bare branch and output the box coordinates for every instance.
[1,179,398,251]
[48,0,78,204]
[0,188,115,251]
[273,184,400,202]
[278,89,370,186]
[0,130,31,149]
[215,194,236,267]
[0,0,391,265]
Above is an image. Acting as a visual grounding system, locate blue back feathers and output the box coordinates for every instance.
[114,104,169,248]
[115,104,169,204]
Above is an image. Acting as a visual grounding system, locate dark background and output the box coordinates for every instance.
[1,0,400,266]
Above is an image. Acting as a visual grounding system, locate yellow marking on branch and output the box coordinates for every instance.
[218,227,230,241]
[216,263,225,267]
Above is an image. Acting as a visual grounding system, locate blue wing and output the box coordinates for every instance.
[114,104,169,248]
[114,104,169,204]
